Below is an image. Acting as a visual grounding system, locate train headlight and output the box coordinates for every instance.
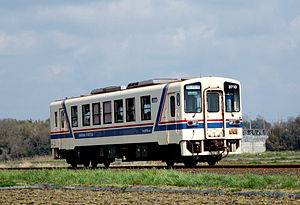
[229,119,240,126]
[187,120,199,127]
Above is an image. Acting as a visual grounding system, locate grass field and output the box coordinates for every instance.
[1,151,300,168]
[0,168,299,193]
[1,152,299,203]
[219,151,300,165]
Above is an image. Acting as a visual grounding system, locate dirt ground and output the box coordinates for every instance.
[0,188,299,205]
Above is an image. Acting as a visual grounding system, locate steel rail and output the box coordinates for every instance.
[0,164,300,171]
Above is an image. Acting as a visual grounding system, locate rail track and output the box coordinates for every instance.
[1,164,300,171]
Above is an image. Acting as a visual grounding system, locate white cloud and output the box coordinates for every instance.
[187,26,216,40]
[288,15,300,47]
[35,0,155,25]
[172,28,186,48]
[287,82,300,94]
[36,4,97,22]
[0,32,38,55]
[47,31,81,49]
[169,71,193,79]
[48,64,72,76]
[49,65,63,75]
[28,64,74,83]
[290,16,300,30]
[121,40,129,49]
[72,46,89,61]
[165,0,191,14]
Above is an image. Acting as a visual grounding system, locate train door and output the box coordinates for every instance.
[204,90,225,139]
[166,93,177,142]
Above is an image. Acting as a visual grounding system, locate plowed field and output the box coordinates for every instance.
[0,188,299,204]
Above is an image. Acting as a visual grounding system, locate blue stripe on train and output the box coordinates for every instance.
[74,126,153,139]
[154,84,169,131]
[50,122,242,139]
[154,122,203,131]
[51,133,73,139]
[62,100,73,137]
[226,122,243,128]
[51,126,153,140]
[153,122,239,131]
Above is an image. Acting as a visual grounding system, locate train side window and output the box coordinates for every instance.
[82,104,91,126]
[92,103,101,125]
[170,96,175,117]
[114,100,124,123]
[103,101,112,124]
[54,112,58,127]
[126,98,136,122]
[71,106,78,127]
[207,93,219,112]
[224,82,240,112]
[141,95,151,120]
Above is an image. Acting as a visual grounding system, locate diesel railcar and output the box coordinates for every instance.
[50,77,242,168]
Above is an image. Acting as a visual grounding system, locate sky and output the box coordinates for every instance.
[0,0,300,122]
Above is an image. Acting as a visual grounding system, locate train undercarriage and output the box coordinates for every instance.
[53,139,240,168]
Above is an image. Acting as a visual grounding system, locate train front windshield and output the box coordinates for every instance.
[224,82,240,112]
[184,83,202,113]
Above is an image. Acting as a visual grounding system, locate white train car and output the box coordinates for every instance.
[50,77,242,168]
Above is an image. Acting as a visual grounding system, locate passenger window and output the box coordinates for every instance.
[170,96,175,117]
[82,104,91,126]
[114,100,124,123]
[224,82,240,112]
[92,103,101,125]
[126,98,136,122]
[207,93,219,112]
[184,83,202,113]
[54,112,58,127]
[141,96,151,120]
[71,106,78,127]
[103,101,112,124]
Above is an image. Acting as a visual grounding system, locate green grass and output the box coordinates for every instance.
[220,160,300,165]
[0,169,299,191]
[0,181,17,187]
[30,161,64,164]
[220,151,300,165]
[226,151,300,159]
[246,161,263,165]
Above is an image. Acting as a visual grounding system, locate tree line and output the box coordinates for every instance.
[0,115,299,160]
[243,115,300,151]
[0,119,50,160]
[266,116,300,151]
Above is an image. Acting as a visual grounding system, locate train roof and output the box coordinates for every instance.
[52,77,240,105]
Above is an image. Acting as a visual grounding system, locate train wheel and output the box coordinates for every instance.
[83,160,90,168]
[207,160,217,166]
[66,151,78,169]
[91,160,98,168]
[183,158,198,167]
[165,160,175,168]
[104,161,110,168]
[71,162,77,169]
